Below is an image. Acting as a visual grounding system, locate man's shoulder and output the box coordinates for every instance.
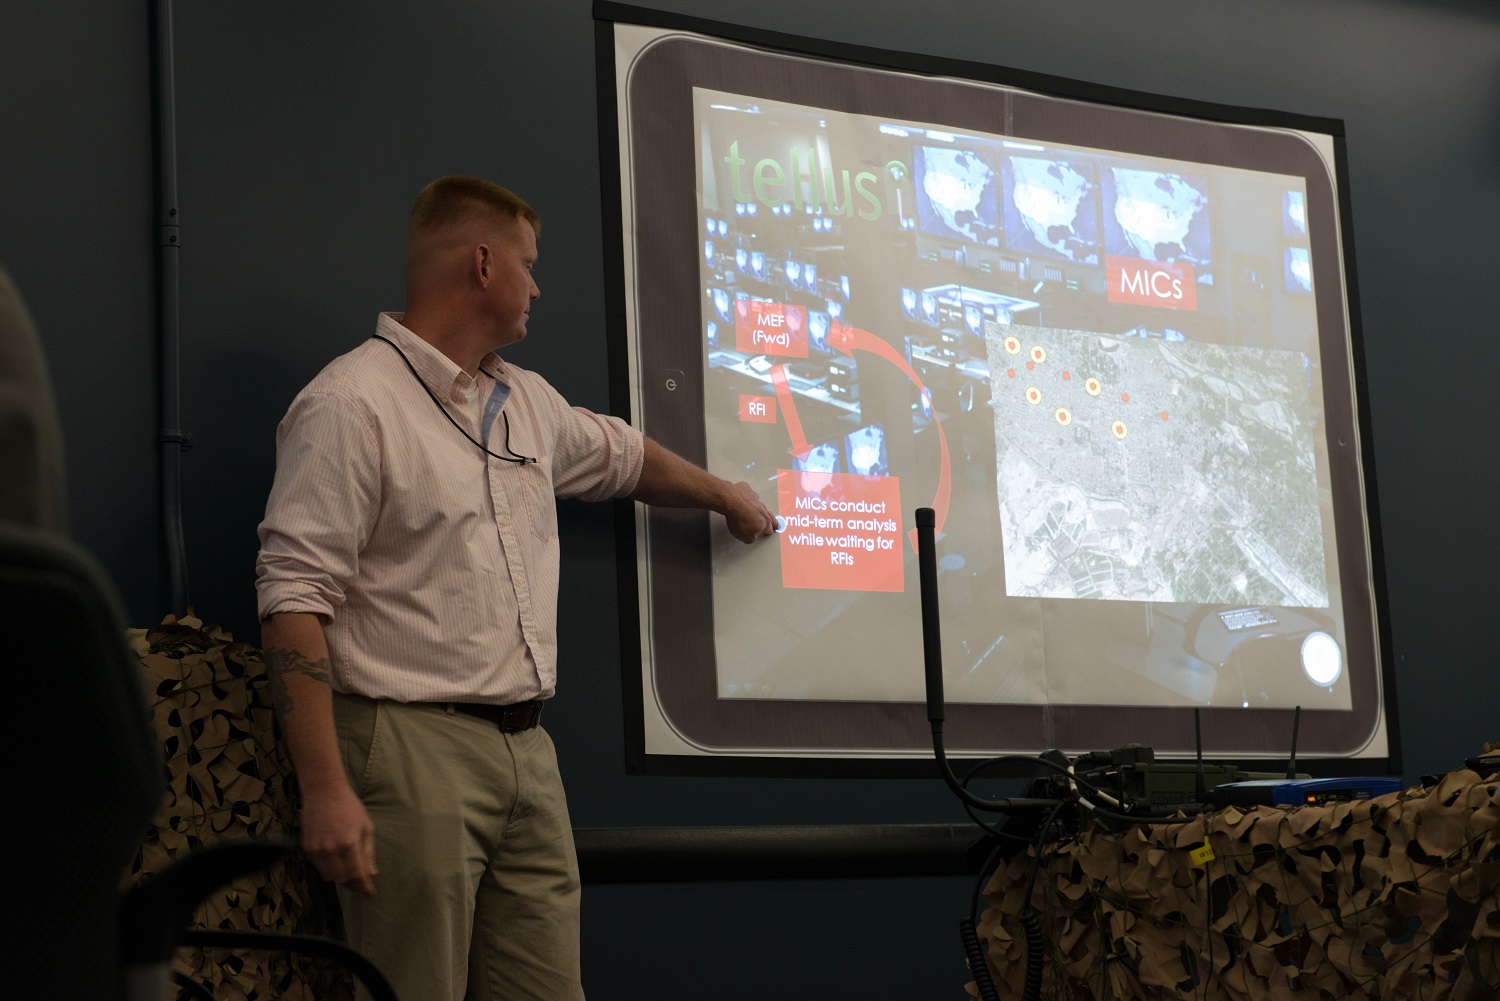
[305,338,398,397]
[288,338,407,414]
[278,339,400,440]
[495,356,569,405]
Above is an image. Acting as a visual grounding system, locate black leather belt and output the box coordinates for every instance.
[448,700,544,732]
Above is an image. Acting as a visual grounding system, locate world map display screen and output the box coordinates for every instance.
[611,24,1386,763]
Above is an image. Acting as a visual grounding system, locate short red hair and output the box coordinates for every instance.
[407,176,541,245]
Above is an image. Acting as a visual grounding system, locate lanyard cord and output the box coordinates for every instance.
[371,333,536,464]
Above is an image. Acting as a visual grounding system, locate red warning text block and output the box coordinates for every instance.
[739,395,776,423]
[735,300,808,357]
[777,470,902,592]
[1105,256,1198,311]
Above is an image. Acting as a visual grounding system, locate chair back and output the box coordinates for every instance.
[0,264,67,532]
[1,523,161,1000]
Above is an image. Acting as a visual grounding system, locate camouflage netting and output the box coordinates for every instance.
[123,614,353,1001]
[976,750,1500,1000]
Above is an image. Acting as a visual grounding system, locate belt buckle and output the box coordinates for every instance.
[499,700,541,733]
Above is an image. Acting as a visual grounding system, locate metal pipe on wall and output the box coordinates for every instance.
[149,0,190,615]
[573,824,990,882]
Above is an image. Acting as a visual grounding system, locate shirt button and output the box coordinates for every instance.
[500,515,510,527]
[525,633,536,644]
[515,575,526,587]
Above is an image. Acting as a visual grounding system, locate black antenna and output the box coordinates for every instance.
[1194,708,1207,802]
[915,508,946,727]
[1286,705,1302,780]
[914,507,1056,813]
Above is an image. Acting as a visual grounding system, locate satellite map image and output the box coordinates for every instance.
[916,145,1001,245]
[1104,167,1212,268]
[1003,155,1102,265]
[986,324,1329,607]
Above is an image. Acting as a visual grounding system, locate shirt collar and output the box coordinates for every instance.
[375,312,508,394]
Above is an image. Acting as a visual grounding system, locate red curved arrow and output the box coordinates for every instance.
[768,364,811,459]
[828,324,952,552]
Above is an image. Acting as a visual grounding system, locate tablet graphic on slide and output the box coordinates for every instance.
[605,20,1387,766]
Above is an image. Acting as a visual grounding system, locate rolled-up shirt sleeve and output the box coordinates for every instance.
[255,389,381,620]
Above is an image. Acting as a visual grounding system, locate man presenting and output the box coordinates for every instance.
[255,176,775,1001]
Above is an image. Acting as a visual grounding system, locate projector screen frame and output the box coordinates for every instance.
[594,2,1397,778]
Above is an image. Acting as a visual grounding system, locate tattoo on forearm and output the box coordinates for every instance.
[263,646,332,720]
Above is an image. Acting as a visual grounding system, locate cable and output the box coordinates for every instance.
[1022,799,1068,906]
[1018,909,1046,1001]
[371,333,536,464]
[970,840,1008,925]
[1015,799,1068,1001]
[1075,798,1202,827]
[930,724,1066,813]
[959,751,1201,825]
[962,753,1110,797]
[1071,763,1122,807]
[959,918,1003,1001]
[963,803,1066,1001]
[965,798,1070,1001]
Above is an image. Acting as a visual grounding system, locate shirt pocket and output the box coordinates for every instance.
[513,451,557,542]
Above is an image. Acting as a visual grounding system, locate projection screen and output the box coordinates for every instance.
[598,8,1393,770]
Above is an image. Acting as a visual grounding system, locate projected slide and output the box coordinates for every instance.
[610,23,1385,762]
[694,83,1340,708]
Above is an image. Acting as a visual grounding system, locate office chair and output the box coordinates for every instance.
[0,264,67,532]
[2,520,163,1001]
[121,838,397,1001]
[0,525,394,1001]
[1,261,394,1000]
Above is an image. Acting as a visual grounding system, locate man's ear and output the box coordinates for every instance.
[475,243,492,286]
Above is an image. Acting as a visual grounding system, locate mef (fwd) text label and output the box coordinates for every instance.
[735,300,808,357]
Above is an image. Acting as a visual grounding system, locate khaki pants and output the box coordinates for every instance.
[332,693,584,1001]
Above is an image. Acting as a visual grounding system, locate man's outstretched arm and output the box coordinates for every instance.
[625,438,776,543]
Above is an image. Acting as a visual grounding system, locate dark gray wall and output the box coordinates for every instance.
[4,1,1497,998]
[2,1,158,596]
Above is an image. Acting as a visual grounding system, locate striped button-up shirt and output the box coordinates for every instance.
[255,313,644,704]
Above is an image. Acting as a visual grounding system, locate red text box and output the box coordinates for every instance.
[739,395,777,423]
[1105,256,1198,311]
[777,470,902,592]
[735,300,808,357]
